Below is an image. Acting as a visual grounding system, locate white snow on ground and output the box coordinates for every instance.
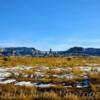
[78,67,92,72]
[0,79,16,84]
[0,65,99,88]
[76,85,88,88]
[34,83,55,88]
[61,74,75,79]
[15,81,54,88]
[0,78,5,80]
[64,85,72,88]
[15,81,33,86]
[0,72,11,78]
[0,66,32,72]
[52,74,75,79]
[97,67,100,72]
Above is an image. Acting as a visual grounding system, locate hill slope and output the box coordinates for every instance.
[0,47,100,56]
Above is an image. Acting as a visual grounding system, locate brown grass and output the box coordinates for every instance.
[0,56,100,67]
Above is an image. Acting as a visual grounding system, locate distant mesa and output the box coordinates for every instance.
[0,46,100,57]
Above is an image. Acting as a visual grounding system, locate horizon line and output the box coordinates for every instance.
[0,46,100,51]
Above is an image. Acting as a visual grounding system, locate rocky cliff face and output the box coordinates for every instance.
[0,47,45,57]
[0,47,100,57]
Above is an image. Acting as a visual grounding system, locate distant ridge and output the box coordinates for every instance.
[0,47,100,57]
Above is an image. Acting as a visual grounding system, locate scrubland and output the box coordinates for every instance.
[0,56,99,100]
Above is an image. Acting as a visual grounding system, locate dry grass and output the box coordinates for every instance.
[0,84,99,100]
[0,56,100,67]
[0,56,100,99]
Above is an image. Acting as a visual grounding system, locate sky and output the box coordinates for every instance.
[0,0,100,51]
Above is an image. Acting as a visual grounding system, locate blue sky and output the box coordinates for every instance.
[0,0,99,50]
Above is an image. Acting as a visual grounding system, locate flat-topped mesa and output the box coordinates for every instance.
[0,46,100,57]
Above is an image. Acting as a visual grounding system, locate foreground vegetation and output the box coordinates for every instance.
[0,56,99,100]
[0,56,100,67]
[0,84,99,100]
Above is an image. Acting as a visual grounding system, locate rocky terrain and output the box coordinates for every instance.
[1,47,100,57]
